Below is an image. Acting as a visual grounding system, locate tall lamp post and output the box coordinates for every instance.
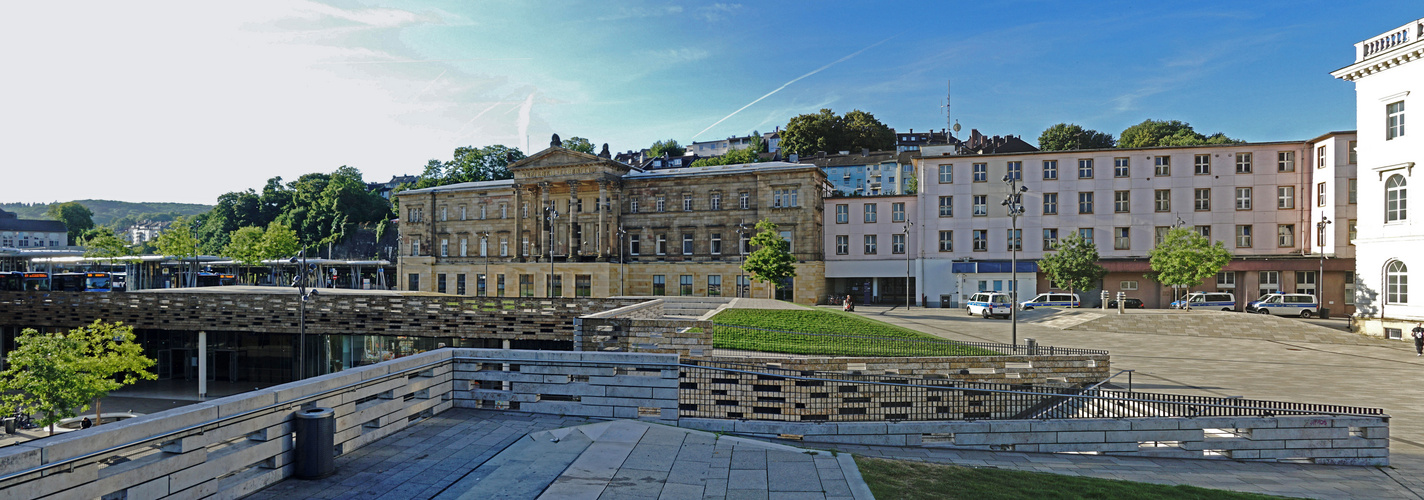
[736,220,748,298]
[1317,214,1332,302]
[903,218,913,309]
[479,231,491,296]
[1002,175,1028,346]
[289,248,319,381]
[617,226,627,296]
[545,206,559,297]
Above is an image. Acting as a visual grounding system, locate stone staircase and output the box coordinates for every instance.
[655,296,734,319]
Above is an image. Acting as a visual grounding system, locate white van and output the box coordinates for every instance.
[1019,292,1081,310]
[1171,292,1237,311]
[1246,293,1319,317]
[966,292,1013,319]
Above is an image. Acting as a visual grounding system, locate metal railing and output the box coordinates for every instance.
[677,360,1385,422]
[712,323,1108,357]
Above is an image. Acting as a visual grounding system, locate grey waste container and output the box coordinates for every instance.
[3,418,14,434]
[1318,308,1330,319]
[294,407,336,479]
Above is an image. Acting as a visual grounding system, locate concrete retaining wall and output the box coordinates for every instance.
[711,355,1110,386]
[450,349,680,420]
[577,316,713,355]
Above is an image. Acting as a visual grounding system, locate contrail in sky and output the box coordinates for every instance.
[413,69,447,101]
[313,57,531,65]
[452,101,513,141]
[517,93,535,153]
[692,35,897,140]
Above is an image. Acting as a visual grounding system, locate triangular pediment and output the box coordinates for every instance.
[509,146,635,181]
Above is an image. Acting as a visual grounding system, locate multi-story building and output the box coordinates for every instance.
[0,209,68,248]
[396,138,828,303]
[827,139,1358,310]
[1332,17,1424,338]
[798,150,915,196]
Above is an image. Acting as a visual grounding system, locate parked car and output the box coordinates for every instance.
[966,292,1013,319]
[1245,293,1319,317]
[1018,293,1080,310]
[1095,298,1146,309]
[1169,292,1237,311]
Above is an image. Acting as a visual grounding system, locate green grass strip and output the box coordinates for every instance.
[711,308,1001,357]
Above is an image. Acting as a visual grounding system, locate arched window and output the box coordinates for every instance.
[1387,174,1407,222]
[1387,261,1408,304]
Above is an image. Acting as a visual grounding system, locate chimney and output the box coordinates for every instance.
[817,151,826,159]
[861,148,869,157]
[789,153,799,163]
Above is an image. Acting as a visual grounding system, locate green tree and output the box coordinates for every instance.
[1118,119,1242,148]
[155,216,200,287]
[70,320,155,427]
[741,219,797,299]
[780,108,894,157]
[562,136,595,154]
[1036,233,1106,300]
[82,228,133,269]
[903,172,918,195]
[840,109,896,153]
[648,139,685,158]
[260,222,301,261]
[1037,123,1116,151]
[691,134,766,167]
[46,202,94,244]
[414,145,524,189]
[223,226,266,283]
[0,330,89,434]
[1147,227,1233,310]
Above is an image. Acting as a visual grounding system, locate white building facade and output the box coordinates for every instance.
[1333,17,1424,338]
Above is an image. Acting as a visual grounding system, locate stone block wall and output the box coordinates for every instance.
[577,317,714,356]
[449,349,680,420]
[710,355,1110,386]
[679,415,1391,466]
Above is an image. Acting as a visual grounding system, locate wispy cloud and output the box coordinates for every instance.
[640,48,711,64]
[692,36,897,139]
[697,3,743,22]
[595,5,683,22]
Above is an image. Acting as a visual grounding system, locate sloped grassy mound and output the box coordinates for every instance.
[711,308,1001,357]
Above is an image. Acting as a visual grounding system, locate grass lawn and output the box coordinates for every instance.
[855,457,1296,500]
[711,308,1001,357]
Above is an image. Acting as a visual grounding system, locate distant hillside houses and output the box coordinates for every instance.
[127,221,168,244]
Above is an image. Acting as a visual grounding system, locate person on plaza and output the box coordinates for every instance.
[843,294,854,312]
[80,417,92,429]
[1412,323,1424,356]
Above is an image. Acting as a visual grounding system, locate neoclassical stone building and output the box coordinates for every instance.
[396,140,829,304]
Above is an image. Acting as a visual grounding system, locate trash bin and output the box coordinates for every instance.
[1318,308,1330,319]
[3,418,14,435]
[294,407,336,479]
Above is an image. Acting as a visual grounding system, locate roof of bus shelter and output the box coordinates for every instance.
[25,256,391,266]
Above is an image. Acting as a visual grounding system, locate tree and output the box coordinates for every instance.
[741,219,797,299]
[780,108,894,157]
[840,109,896,153]
[903,172,918,195]
[223,226,266,283]
[260,222,302,261]
[1118,119,1242,148]
[69,320,155,427]
[82,228,133,269]
[1147,227,1233,310]
[1036,233,1106,300]
[155,216,200,287]
[562,136,595,154]
[690,133,766,167]
[1037,123,1116,151]
[648,139,685,158]
[413,145,524,189]
[46,202,94,244]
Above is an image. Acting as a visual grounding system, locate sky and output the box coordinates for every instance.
[1,1,1416,205]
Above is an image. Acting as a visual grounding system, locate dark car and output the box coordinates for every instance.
[1093,298,1145,309]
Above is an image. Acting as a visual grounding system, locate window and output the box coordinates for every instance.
[1078,192,1094,214]
[1236,187,1252,210]
[497,274,506,296]
[1348,219,1357,244]
[1317,146,1327,169]
[1042,228,1058,250]
[1387,174,1407,222]
[1121,280,1139,290]
[1194,188,1211,211]
[1154,156,1171,176]
[835,204,849,224]
[939,196,958,219]
[1217,272,1235,289]
[1007,161,1022,181]
[460,238,468,257]
[1042,193,1057,215]
[477,274,487,296]
[680,275,693,296]
[864,204,878,222]
[939,164,953,183]
[1277,224,1295,247]
[464,205,470,220]
[439,207,447,221]
[522,236,529,256]
[1042,160,1057,180]
[411,239,420,256]
[973,195,987,216]
[1194,154,1211,175]
[1388,101,1406,140]
[1346,271,1356,305]
[1236,225,1252,247]
[864,235,878,254]
[1349,179,1357,204]
[774,188,799,208]
[682,234,693,255]
[629,234,640,255]
[1235,153,1252,173]
[973,163,987,182]
[1277,151,1295,172]
[739,233,750,254]
[549,274,563,297]
[938,230,953,252]
[835,235,848,255]
[892,233,905,254]
[575,275,591,297]
[1387,261,1408,304]
[501,204,508,219]
[739,192,750,209]
[1078,228,1094,245]
[1154,226,1170,246]
[710,193,721,210]
[708,275,722,297]
[456,274,466,295]
[1154,189,1171,212]
[973,230,988,251]
[1114,227,1130,250]
[408,274,419,291]
[630,198,639,213]
[519,274,534,297]
[1272,186,1296,210]
[892,202,905,222]
[437,274,447,294]
[1195,225,1211,239]
[1259,271,1279,296]
[656,196,665,212]
[1078,159,1093,178]
[1109,157,1128,178]
[1349,141,1358,164]
[1317,182,1327,206]
[656,234,667,255]
[711,234,722,255]
[1007,229,1022,251]
[1114,191,1130,213]
[652,275,666,295]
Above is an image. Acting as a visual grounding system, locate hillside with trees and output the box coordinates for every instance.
[0,200,211,230]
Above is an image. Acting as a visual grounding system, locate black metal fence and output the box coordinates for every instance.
[677,359,1385,422]
[712,324,1108,357]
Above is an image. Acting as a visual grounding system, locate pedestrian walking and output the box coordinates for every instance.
[843,295,854,312]
[1412,323,1424,356]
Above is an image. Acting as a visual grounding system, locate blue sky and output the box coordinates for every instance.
[1,1,1416,205]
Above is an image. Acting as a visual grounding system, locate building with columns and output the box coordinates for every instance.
[1333,16,1424,338]
[396,139,829,303]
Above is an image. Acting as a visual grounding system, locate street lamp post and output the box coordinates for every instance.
[1002,175,1028,346]
[903,218,913,310]
[617,226,627,296]
[480,231,491,296]
[289,247,319,381]
[545,207,559,297]
[736,220,748,298]
[1317,214,1332,303]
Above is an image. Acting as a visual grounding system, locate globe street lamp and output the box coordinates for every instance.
[479,231,491,296]
[1317,214,1332,303]
[617,226,627,296]
[1002,175,1028,346]
[903,218,913,310]
[289,248,319,381]
[545,206,559,297]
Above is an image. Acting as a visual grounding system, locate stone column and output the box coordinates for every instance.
[567,180,579,256]
[597,180,609,259]
[513,183,524,262]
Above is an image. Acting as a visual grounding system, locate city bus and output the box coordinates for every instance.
[196,272,237,287]
[0,272,51,291]
[51,272,114,292]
